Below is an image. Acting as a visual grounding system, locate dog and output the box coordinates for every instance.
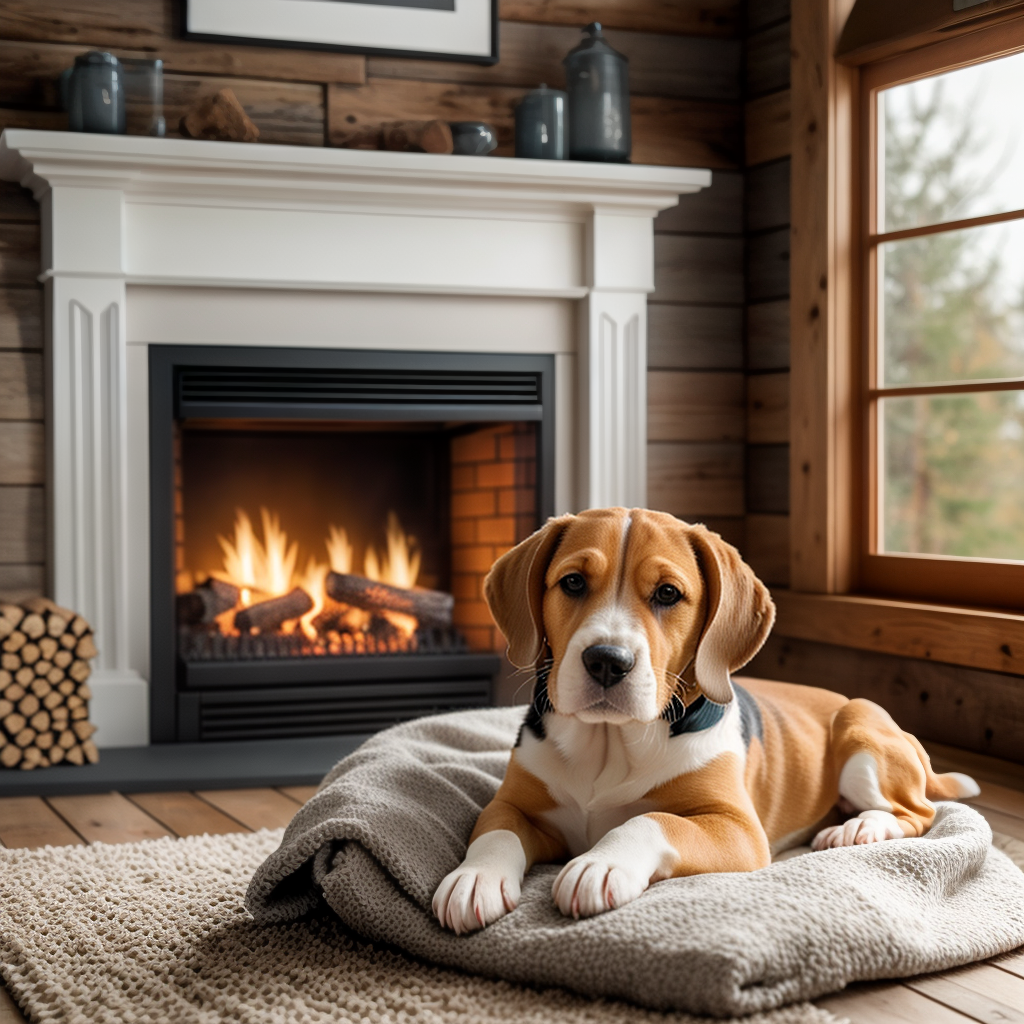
[432,507,980,934]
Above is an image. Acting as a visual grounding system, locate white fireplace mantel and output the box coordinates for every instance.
[0,129,708,747]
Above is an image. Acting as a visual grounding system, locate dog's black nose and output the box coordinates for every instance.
[582,644,635,688]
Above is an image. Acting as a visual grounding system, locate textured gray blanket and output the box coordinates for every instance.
[246,707,1024,1018]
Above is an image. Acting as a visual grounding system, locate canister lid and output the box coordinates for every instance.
[74,50,122,68]
[563,22,628,64]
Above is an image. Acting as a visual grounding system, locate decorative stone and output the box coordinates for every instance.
[179,88,259,143]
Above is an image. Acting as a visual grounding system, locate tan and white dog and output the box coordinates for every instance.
[432,507,980,934]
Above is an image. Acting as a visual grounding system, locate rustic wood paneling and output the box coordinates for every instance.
[0,289,42,351]
[744,512,790,585]
[747,370,789,443]
[0,16,364,86]
[648,304,743,370]
[0,223,40,287]
[0,108,67,133]
[499,0,742,36]
[746,299,789,370]
[746,225,790,301]
[693,515,746,548]
[747,634,1024,765]
[746,442,789,513]
[0,182,39,223]
[0,351,43,421]
[648,441,745,516]
[0,352,43,420]
[0,422,44,485]
[648,370,745,442]
[0,563,44,602]
[748,0,792,33]
[745,20,791,99]
[631,96,741,169]
[652,235,744,304]
[164,75,325,146]
[745,158,790,232]
[369,25,742,102]
[655,170,743,234]
[0,485,44,563]
[745,88,790,166]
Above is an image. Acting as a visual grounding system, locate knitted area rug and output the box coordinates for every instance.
[0,828,848,1024]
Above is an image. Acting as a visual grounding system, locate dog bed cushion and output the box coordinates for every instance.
[246,705,1024,1018]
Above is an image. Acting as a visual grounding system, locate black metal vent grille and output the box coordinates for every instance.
[183,678,493,742]
[176,367,542,417]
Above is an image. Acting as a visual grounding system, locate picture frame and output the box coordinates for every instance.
[181,0,499,65]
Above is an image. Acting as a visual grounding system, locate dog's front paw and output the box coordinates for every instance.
[812,810,905,850]
[552,855,649,919]
[432,830,526,934]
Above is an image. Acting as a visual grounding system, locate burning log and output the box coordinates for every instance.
[325,573,453,629]
[234,587,313,634]
[0,598,98,770]
[176,577,240,625]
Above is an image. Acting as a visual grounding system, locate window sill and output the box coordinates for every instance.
[771,590,1024,677]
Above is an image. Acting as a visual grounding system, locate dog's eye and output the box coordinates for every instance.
[653,583,683,607]
[559,573,587,596]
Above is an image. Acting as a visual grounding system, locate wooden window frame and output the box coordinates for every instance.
[790,0,1024,628]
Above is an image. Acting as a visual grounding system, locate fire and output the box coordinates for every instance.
[203,507,423,648]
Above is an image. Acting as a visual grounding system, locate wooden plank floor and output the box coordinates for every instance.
[1,766,1023,1024]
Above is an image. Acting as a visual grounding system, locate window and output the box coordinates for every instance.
[859,22,1024,609]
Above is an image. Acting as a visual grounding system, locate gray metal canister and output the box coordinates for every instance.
[68,51,126,134]
[514,85,567,160]
[563,22,630,163]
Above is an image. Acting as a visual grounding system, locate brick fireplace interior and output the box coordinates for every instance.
[150,346,554,744]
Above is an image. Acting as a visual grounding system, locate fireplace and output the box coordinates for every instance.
[149,346,554,742]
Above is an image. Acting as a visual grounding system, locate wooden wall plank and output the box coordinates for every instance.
[0,486,44,563]
[0,796,84,849]
[0,0,170,49]
[648,441,745,516]
[748,0,792,33]
[652,235,744,303]
[648,370,745,441]
[747,298,790,371]
[0,21,364,88]
[0,352,43,420]
[369,25,742,102]
[46,793,172,844]
[0,422,44,485]
[746,226,790,301]
[498,0,743,37]
[745,158,790,232]
[747,633,1024,765]
[0,183,39,223]
[164,75,325,147]
[0,224,40,287]
[745,88,791,167]
[0,563,44,602]
[746,20,791,99]
[695,515,746,549]
[746,443,790,513]
[655,170,743,234]
[744,512,790,585]
[0,109,67,133]
[648,304,743,370]
[632,97,741,169]
[0,289,42,351]
[747,371,790,443]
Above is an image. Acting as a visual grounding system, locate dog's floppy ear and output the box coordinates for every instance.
[688,524,775,705]
[484,515,574,668]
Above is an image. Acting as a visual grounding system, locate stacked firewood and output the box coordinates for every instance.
[0,598,98,770]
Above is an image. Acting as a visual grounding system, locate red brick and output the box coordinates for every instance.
[452,599,496,627]
[514,460,537,488]
[498,487,536,516]
[450,573,480,600]
[452,429,498,464]
[451,545,496,574]
[450,518,477,546]
[451,464,476,491]
[451,489,496,519]
[476,460,516,488]
[515,514,537,542]
[477,516,516,545]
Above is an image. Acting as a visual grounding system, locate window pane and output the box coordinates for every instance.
[882,50,1024,233]
[882,219,1024,386]
[881,391,1024,561]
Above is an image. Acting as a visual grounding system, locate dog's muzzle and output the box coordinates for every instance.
[581,644,636,689]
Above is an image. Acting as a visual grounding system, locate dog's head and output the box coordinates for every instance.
[484,508,775,722]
